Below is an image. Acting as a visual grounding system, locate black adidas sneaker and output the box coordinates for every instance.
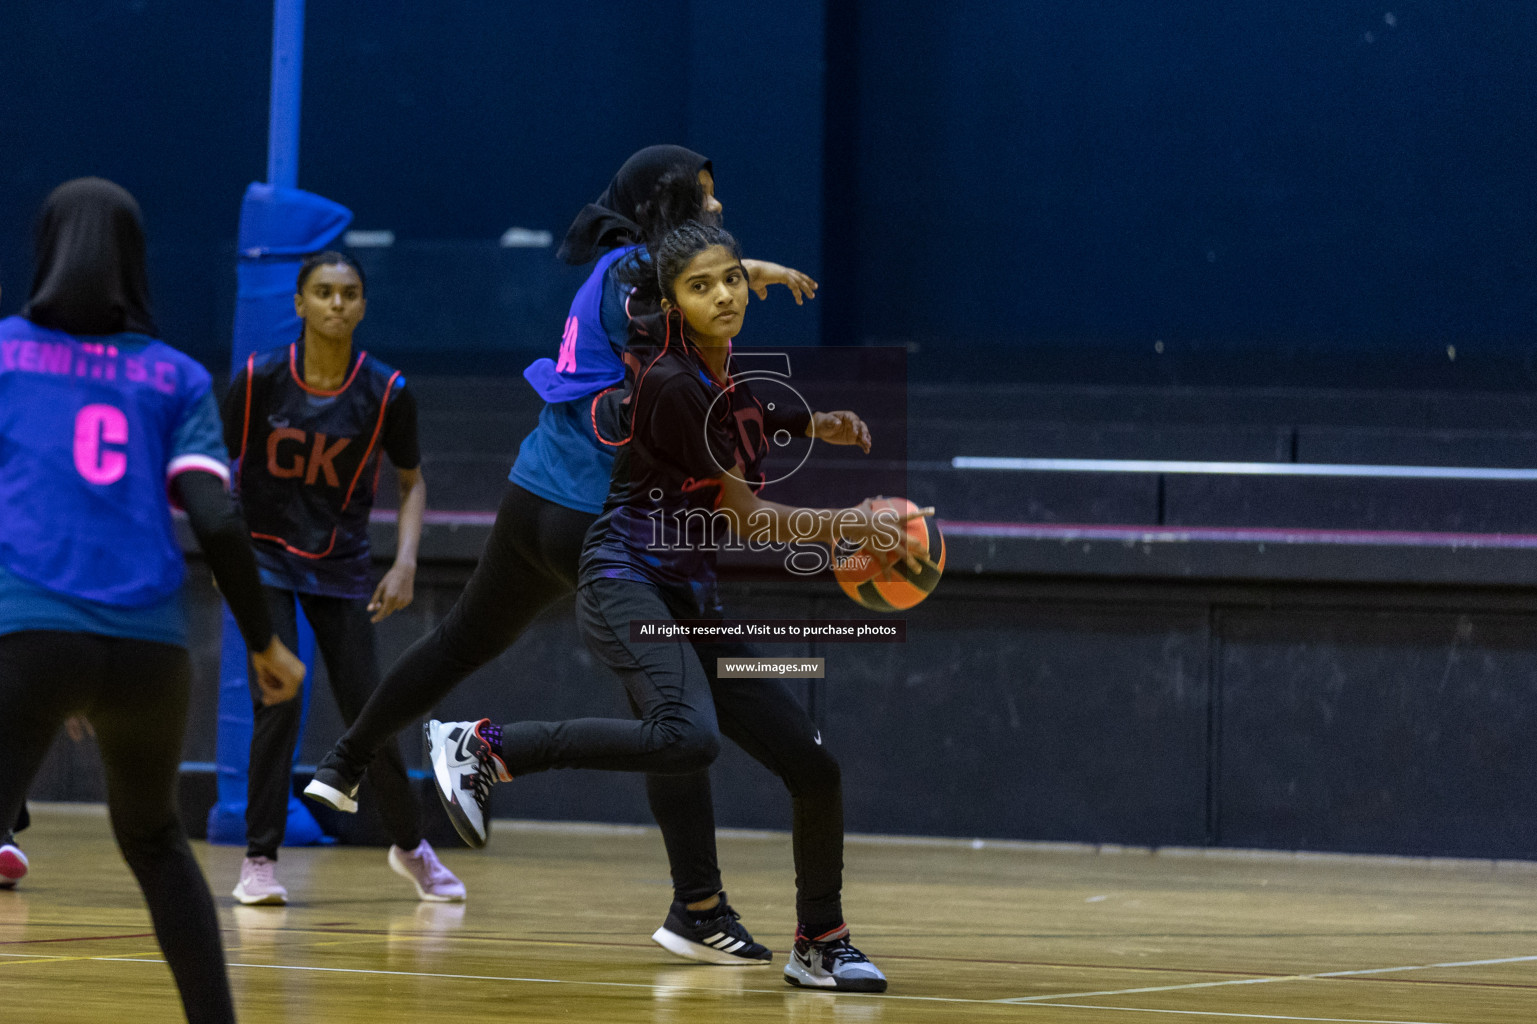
[651,892,772,965]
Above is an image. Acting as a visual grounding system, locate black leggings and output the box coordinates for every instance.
[503,577,845,931]
[333,484,594,770]
[0,631,234,1024]
[246,588,420,859]
[332,484,843,927]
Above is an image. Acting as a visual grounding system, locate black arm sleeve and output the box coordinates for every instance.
[380,385,421,470]
[174,470,273,651]
[763,402,812,438]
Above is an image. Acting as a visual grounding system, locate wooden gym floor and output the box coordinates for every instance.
[3,804,1535,1023]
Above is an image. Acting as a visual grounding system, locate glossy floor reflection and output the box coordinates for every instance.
[4,805,1536,1022]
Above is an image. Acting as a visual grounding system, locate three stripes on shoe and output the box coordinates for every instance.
[698,929,753,955]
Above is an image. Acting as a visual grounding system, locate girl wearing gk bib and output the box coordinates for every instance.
[223,251,463,905]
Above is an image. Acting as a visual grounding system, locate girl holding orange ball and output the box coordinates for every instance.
[427,221,933,992]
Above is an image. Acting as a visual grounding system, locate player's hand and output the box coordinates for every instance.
[251,637,305,706]
[368,563,416,623]
[846,497,935,574]
[808,411,871,452]
[742,260,818,304]
[64,716,95,743]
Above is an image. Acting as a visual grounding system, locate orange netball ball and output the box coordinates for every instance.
[831,498,945,612]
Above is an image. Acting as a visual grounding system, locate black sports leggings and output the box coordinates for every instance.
[332,484,594,771]
[333,483,843,928]
[245,588,421,859]
[0,631,235,1024]
[503,577,845,931]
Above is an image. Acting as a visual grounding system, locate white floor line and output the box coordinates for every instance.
[1001,953,1537,1003]
[0,953,69,962]
[76,954,1526,1022]
[1015,1005,1449,1024]
[90,959,985,1005]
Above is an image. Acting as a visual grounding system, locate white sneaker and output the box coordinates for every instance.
[232,856,287,906]
[388,840,466,902]
[783,925,887,992]
[425,719,509,849]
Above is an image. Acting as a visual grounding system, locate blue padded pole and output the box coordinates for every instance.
[265,0,319,840]
[267,0,305,189]
[207,0,330,847]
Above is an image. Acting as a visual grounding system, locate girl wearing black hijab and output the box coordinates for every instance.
[305,146,816,963]
[0,178,305,1024]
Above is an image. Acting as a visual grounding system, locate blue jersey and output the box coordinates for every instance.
[0,316,228,642]
[509,246,637,513]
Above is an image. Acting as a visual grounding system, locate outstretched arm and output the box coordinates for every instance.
[715,473,931,571]
[805,410,872,453]
[742,259,818,304]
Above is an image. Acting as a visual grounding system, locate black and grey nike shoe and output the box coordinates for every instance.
[302,749,363,813]
[651,892,772,965]
[783,924,887,992]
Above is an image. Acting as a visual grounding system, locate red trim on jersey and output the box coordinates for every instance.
[679,474,727,511]
[340,370,402,510]
[370,450,386,497]
[238,353,255,466]
[589,309,680,448]
[288,343,366,397]
[251,528,339,560]
[590,385,628,447]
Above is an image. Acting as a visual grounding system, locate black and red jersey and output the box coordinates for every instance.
[222,341,419,598]
[580,336,809,610]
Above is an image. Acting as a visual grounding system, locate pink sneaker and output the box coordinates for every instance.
[388,840,466,902]
[232,856,288,905]
[0,844,28,889]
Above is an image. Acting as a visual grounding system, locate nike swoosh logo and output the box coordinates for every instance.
[813,730,822,746]
[452,728,474,764]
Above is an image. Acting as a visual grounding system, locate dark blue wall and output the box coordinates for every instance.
[849,1,1537,384]
[0,0,823,372]
[2,1,1534,385]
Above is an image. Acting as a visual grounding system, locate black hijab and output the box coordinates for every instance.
[557,145,711,265]
[25,177,157,337]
